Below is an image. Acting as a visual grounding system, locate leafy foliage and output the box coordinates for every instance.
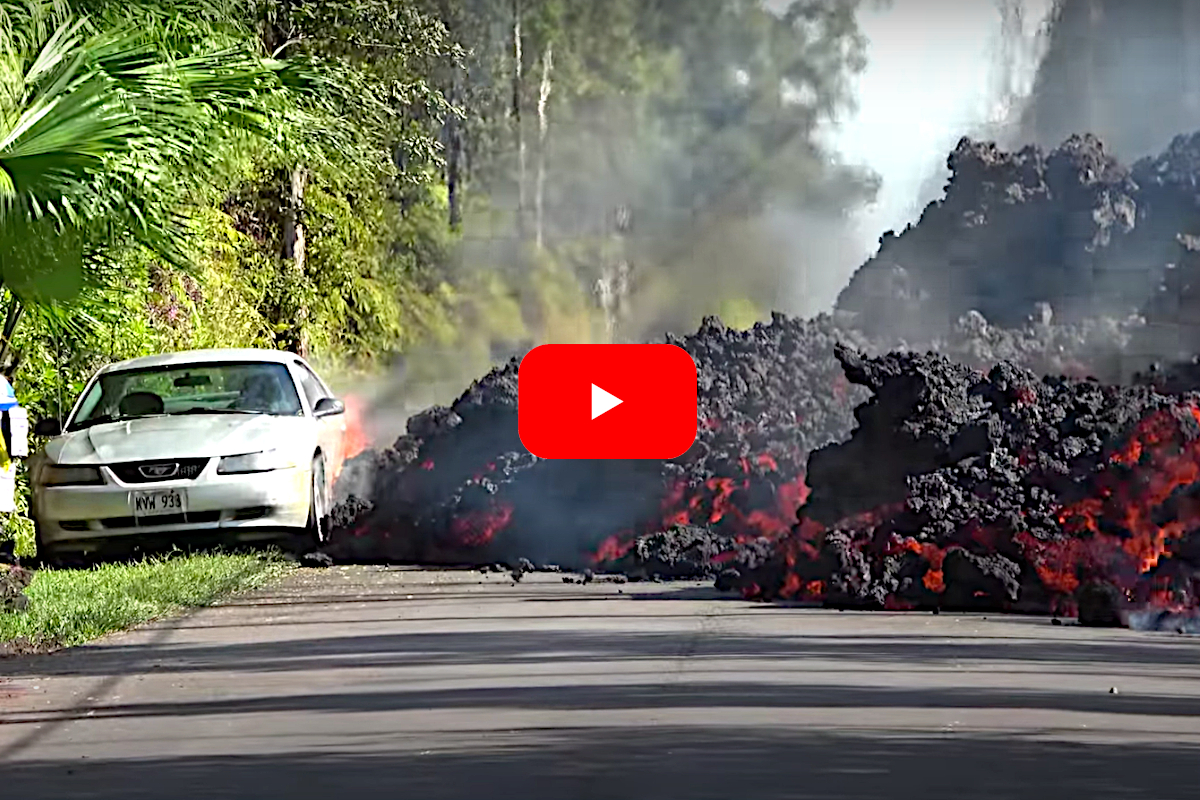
[0,0,285,299]
[0,0,878,547]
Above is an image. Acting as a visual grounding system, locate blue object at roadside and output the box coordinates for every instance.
[0,375,15,411]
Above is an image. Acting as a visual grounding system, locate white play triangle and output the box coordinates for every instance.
[591,383,623,420]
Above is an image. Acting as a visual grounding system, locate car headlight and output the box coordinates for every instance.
[42,465,104,486]
[217,450,298,475]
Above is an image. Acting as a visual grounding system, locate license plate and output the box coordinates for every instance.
[132,488,187,519]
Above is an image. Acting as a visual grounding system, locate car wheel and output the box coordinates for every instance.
[297,456,329,551]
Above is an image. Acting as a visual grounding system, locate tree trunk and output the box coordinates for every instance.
[512,0,526,240]
[0,291,22,371]
[446,77,463,229]
[535,42,554,249]
[280,164,309,356]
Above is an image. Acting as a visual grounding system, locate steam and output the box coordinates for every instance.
[345,1,1063,446]
[1018,0,1200,159]
[346,0,893,437]
[824,0,1055,292]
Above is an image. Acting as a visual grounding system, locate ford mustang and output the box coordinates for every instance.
[28,349,348,562]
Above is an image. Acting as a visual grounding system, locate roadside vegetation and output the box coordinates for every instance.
[0,551,290,652]
[0,0,876,554]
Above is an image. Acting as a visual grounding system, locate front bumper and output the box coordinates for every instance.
[34,459,311,549]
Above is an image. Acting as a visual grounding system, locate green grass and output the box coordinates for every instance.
[0,552,292,652]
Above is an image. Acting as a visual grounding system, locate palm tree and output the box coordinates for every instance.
[0,0,284,361]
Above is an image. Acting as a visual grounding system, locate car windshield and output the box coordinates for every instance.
[68,361,303,430]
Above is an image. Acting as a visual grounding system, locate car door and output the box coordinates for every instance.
[292,360,346,480]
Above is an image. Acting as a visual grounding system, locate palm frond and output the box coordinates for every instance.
[0,2,287,310]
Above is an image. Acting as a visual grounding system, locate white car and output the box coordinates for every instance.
[29,349,348,561]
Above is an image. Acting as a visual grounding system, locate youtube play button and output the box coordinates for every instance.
[591,384,622,419]
[518,344,698,459]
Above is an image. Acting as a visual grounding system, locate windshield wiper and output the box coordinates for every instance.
[171,407,262,415]
[70,413,159,431]
[69,414,118,431]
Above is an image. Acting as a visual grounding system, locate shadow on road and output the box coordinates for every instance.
[5,575,1200,799]
[6,625,1200,680]
[6,672,1200,723]
[2,725,1197,800]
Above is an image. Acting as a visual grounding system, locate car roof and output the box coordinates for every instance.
[98,348,306,375]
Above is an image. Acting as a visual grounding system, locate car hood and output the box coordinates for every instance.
[45,414,313,465]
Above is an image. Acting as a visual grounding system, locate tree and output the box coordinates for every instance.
[0,0,284,358]
[216,0,454,355]
[425,0,877,337]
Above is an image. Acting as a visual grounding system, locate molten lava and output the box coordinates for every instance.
[654,453,810,542]
[710,349,1200,618]
[1044,403,1200,596]
[448,502,514,549]
[341,395,369,464]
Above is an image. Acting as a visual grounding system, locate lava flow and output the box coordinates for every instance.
[326,130,1200,624]
[328,313,861,567]
[712,348,1200,621]
[658,454,809,540]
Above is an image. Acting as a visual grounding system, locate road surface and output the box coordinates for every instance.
[2,567,1199,799]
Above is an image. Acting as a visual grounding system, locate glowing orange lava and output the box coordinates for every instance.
[1053,403,1200,581]
[594,533,635,563]
[341,395,369,463]
[449,502,515,549]
[652,452,811,541]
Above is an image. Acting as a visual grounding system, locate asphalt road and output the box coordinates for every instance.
[2,566,1200,799]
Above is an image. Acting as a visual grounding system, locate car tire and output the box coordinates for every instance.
[295,456,329,553]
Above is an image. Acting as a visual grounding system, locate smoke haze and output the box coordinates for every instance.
[822,0,1054,311]
[353,0,1200,445]
[1018,0,1200,159]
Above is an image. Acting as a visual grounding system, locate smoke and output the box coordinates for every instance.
[360,0,1199,449]
[333,247,608,448]
[845,0,1200,271]
[1018,0,1200,160]
[350,0,1066,450]
[342,0,895,437]
[831,0,1200,352]
[826,0,1055,287]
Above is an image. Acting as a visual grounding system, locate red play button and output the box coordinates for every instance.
[518,344,698,459]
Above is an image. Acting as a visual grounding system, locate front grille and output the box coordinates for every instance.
[100,510,222,529]
[110,458,210,484]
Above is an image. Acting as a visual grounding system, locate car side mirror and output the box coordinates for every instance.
[33,417,62,437]
[313,397,345,418]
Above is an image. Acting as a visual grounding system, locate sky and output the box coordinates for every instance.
[830,0,1055,260]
